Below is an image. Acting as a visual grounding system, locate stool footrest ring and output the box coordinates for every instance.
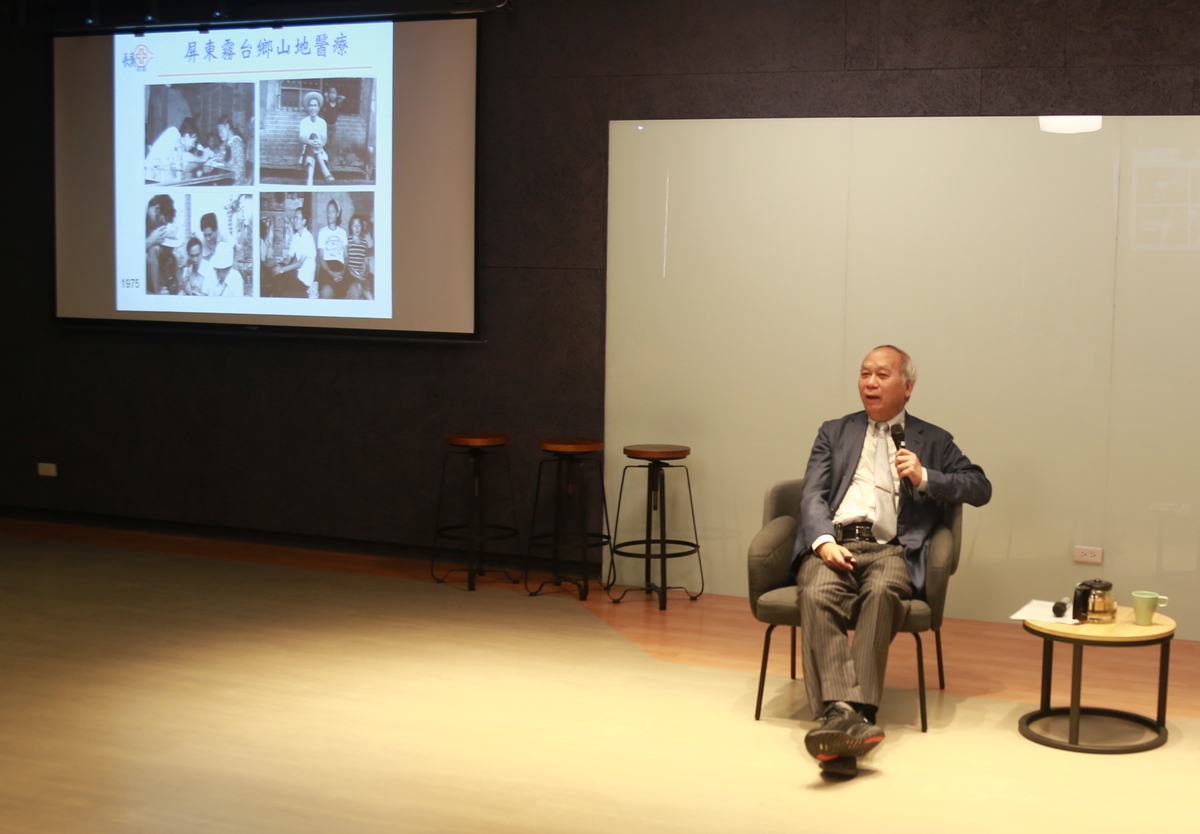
[435,524,520,545]
[611,538,700,559]
[608,583,701,605]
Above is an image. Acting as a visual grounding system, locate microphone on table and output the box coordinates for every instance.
[890,424,911,497]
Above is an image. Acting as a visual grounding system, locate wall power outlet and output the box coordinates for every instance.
[1073,545,1103,565]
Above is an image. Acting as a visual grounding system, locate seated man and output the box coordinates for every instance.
[298,92,334,185]
[202,242,245,297]
[794,344,991,778]
[271,207,316,298]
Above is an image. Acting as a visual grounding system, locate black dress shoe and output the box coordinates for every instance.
[804,701,885,760]
[818,756,858,779]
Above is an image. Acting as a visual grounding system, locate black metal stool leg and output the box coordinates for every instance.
[523,459,550,595]
[527,445,610,600]
[430,450,452,584]
[644,462,657,601]
[681,464,704,601]
[432,438,520,591]
[655,463,668,610]
[466,448,482,590]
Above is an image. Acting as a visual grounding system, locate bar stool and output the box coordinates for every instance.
[608,444,704,610]
[526,437,611,601]
[431,432,521,591]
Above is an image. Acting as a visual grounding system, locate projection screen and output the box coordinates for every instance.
[54,18,476,337]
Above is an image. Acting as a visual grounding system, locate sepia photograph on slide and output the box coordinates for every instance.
[144,192,255,297]
[258,78,378,186]
[143,83,255,187]
[260,191,375,300]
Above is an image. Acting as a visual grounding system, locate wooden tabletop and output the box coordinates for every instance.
[445,432,509,447]
[145,168,236,187]
[1025,606,1175,643]
[540,437,604,454]
[623,444,690,460]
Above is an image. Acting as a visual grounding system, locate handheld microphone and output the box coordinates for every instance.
[889,424,910,496]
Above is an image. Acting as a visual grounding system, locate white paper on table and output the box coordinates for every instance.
[1010,599,1079,624]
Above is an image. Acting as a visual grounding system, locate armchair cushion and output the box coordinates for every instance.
[898,599,931,632]
[755,586,802,627]
[747,515,797,618]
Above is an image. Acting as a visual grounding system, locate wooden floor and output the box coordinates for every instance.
[6,516,1194,718]
[3,517,1200,832]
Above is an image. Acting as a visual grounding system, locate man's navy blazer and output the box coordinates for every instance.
[794,410,992,595]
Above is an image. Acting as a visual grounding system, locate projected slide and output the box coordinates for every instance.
[114,22,392,316]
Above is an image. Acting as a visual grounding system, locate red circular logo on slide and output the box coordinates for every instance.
[132,44,153,69]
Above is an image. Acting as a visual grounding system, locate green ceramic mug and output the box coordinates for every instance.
[1132,591,1168,626]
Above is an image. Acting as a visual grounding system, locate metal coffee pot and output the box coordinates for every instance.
[1072,578,1117,623]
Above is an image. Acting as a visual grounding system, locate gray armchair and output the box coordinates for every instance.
[747,478,962,731]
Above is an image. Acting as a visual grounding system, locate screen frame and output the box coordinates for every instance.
[52,14,482,343]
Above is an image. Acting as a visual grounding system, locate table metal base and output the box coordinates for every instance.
[1018,706,1168,753]
[1019,618,1171,754]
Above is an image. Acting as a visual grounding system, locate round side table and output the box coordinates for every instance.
[1018,606,1175,753]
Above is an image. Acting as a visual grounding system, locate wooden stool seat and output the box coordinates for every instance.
[540,437,604,455]
[446,432,509,447]
[624,444,690,461]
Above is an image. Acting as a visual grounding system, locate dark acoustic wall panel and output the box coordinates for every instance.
[3,0,1199,548]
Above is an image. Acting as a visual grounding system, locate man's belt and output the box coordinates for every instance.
[834,521,876,543]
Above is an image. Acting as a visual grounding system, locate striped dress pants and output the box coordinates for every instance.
[796,540,912,717]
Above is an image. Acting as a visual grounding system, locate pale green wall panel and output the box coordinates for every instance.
[606,116,1200,637]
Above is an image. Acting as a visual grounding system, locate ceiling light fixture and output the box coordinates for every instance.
[1038,115,1103,134]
